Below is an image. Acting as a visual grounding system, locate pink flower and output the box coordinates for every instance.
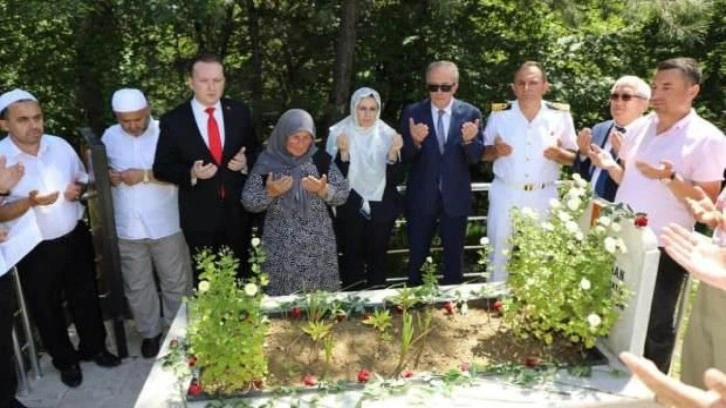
[401,369,414,378]
[357,368,371,383]
[302,374,316,387]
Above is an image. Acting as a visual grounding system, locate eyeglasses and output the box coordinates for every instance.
[427,83,455,93]
[610,93,644,102]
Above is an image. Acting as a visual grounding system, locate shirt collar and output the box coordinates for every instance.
[430,98,455,116]
[3,134,48,158]
[653,109,695,133]
[191,98,222,115]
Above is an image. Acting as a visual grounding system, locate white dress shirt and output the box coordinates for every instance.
[190,98,226,148]
[484,100,577,185]
[101,119,181,240]
[0,135,88,240]
[430,99,454,143]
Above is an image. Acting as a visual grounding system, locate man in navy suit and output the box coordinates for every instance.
[574,75,650,201]
[154,54,258,282]
[400,60,484,285]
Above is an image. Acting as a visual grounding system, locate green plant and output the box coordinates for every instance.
[362,308,392,341]
[503,174,631,349]
[386,286,419,312]
[416,257,440,304]
[185,239,269,393]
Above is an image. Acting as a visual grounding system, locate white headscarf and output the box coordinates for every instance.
[326,87,395,209]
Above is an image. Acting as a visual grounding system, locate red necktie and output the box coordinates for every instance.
[204,107,225,198]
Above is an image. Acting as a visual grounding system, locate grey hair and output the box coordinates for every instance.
[611,75,651,100]
[426,61,459,83]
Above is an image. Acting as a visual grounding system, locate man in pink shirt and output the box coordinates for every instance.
[589,57,726,373]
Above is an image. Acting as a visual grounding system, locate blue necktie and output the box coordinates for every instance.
[436,110,446,153]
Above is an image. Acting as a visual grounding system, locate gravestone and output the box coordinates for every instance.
[580,200,659,357]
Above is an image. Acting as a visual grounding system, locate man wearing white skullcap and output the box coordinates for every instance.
[0,89,121,389]
[101,88,192,359]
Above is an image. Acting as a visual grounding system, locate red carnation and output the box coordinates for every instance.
[188,379,202,396]
[302,374,317,387]
[252,378,264,389]
[395,304,405,314]
[357,368,371,383]
[401,369,414,379]
[493,300,504,313]
[290,307,302,319]
[187,355,197,367]
[362,312,372,321]
[524,356,540,368]
[634,214,648,228]
[443,301,456,315]
[459,362,470,372]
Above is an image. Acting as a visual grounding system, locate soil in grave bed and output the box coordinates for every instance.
[263,304,604,387]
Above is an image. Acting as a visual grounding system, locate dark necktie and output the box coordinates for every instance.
[436,110,446,153]
[594,125,626,198]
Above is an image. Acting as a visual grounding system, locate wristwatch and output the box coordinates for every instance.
[143,170,150,184]
[0,189,10,197]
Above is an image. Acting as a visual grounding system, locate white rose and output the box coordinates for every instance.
[616,238,628,254]
[426,256,433,263]
[572,173,582,182]
[479,237,489,246]
[558,211,571,222]
[198,280,210,293]
[251,237,261,247]
[604,237,617,254]
[541,222,555,231]
[521,207,538,220]
[610,222,621,233]
[587,313,602,329]
[566,197,581,211]
[565,220,580,234]
[595,225,606,234]
[575,178,588,188]
[574,231,584,241]
[597,216,611,227]
[244,283,258,297]
[580,278,591,290]
[549,198,561,209]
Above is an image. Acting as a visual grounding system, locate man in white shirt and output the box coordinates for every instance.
[0,155,27,408]
[482,61,578,282]
[589,57,726,373]
[101,88,192,359]
[0,89,121,389]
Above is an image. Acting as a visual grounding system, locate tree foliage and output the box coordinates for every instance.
[1,0,724,158]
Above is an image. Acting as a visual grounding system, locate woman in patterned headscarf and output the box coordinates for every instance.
[326,87,404,290]
[243,109,349,295]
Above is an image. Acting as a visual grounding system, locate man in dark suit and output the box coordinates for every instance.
[154,54,258,282]
[573,75,650,201]
[400,60,484,285]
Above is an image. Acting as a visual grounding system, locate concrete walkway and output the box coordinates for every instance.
[15,320,154,408]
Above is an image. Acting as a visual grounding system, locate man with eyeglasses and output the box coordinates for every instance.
[588,57,726,374]
[573,75,650,201]
[400,60,484,286]
[482,61,577,282]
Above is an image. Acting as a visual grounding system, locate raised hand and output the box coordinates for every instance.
[0,228,7,243]
[543,139,564,162]
[301,174,329,198]
[408,118,429,147]
[388,133,403,161]
[265,173,293,198]
[227,147,247,172]
[684,187,723,228]
[662,223,726,290]
[29,190,60,206]
[191,160,218,180]
[64,182,84,202]
[493,135,513,158]
[635,159,673,180]
[109,169,122,186]
[588,144,618,170]
[121,169,144,185]
[461,119,480,144]
[577,128,592,156]
[0,156,24,193]
[337,133,350,162]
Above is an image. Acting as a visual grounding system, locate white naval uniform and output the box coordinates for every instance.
[483,100,577,282]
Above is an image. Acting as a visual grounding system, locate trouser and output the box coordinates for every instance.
[118,232,192,339]
[184,202,251,285]
[643,249,687,373]
[0,273,17,407]
[16,221,107,369]
[338,213,395,290]
[680,282,726,388]
[406,193,467,285]
[487,179,557,282]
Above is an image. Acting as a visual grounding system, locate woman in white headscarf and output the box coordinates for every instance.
[243,109,349,295]
[326,87,404,289]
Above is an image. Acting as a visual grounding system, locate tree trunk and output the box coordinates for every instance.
[323,0,359,143]
[243,0,264,139]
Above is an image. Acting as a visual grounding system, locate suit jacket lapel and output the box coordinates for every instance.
[221,99,236,160]
[446,100,462,149]
[183,102,213,162]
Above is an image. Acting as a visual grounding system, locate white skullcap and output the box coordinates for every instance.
[111,88,148,113]
[0,89,37,114]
